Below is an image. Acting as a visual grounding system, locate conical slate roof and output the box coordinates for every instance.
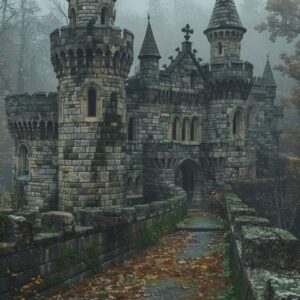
[262,57,277,87]
[205,0,246,33]
[139,18,161,59]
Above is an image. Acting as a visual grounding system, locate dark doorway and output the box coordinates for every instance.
[175,159,203,207]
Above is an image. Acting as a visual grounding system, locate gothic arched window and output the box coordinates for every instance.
[191,117,201,142]
[18,145,29,176]
[172,117,181,141]
[88,87,97,117]
[101,7,109,25]
[128,116,137,141]
[70,8,76,28]
[233,110,245,139]
[182,118,190,142]
[86,49,93,68]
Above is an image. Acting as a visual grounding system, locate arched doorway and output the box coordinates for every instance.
[175,159,203,207]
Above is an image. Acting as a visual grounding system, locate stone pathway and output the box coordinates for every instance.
[49,211,230,300]
[144,212,223,299]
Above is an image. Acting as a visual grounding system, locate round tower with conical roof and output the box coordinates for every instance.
[50,0,134,211]
[204,0,254,180]
[204,0,246,63]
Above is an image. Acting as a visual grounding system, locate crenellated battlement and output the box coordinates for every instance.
[5,92,58,141]
[204,61,253,100]
[50,26,134,79]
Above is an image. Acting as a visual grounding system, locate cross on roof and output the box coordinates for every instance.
[182,24,194,41]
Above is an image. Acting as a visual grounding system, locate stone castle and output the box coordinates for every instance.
[5,0,283,212]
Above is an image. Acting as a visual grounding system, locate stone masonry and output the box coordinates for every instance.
[5,0,283,212]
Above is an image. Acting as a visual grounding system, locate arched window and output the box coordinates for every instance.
[191,117,201,142]
[233,110,245,139]
[70,8,76,28]
[68,50,75,73]
[101,7,108,25]
[128,116,137,141]
[172,117,180,141]
[40,121,46,140]
[88,87,97,117]
[105,50,111,68]
[18,145,29,176]
[77,50,84,69]
[86,49,93,68]
[218,42,223,55]
[127,177,134,195]
[182,118,189,142]
[248,107,256,129]
[47,122,53,139]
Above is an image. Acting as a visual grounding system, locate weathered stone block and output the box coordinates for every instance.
[241,226,298,271]
[41,211,75,232]
[228,205,255,222]
[266,276,300,299]
[76,209,103,227]
[234,216,271,239]
[7,215,33,247]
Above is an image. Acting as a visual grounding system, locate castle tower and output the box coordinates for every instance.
[50,0,134,211]
[204,0,253,181]
[204,0,247,62]
[138,16,161,90]
[262,56,277,95]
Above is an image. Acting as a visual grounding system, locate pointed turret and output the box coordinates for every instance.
[139,15,161,60]
[139,15,161,88]
[205,0,246,33]
[204,0,246,62]
[262,56,277,87]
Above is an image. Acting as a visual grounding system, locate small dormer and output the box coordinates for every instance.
[67,0,117,27]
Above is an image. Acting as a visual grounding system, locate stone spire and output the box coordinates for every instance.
[204,0,246,34]
[262,56,277,87]
[139,16,161,59]
[204,0,246,62]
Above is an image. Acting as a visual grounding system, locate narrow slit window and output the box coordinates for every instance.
[128,116,137,141]
[18,145,29,176]
[218,42,223,55]
[88,87,97,117]
[70,8,76,28]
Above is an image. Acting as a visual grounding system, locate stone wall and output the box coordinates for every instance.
[0,192,186,299]
[225,191,300,299]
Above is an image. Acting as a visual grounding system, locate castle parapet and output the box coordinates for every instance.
[5,92,58,140]
[50,25,134,79]
[204,61,253,100]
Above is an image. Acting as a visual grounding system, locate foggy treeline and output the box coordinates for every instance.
[0,0,298,194]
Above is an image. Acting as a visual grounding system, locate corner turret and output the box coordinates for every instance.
[138,15,161,88]
[262,56,277,88]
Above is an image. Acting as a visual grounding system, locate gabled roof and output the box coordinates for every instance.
[160,42,205,79]
[262,57,277,87]
[138,17,161,59]
[204,0,246,34]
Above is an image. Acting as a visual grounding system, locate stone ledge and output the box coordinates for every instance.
[241,226,298,271]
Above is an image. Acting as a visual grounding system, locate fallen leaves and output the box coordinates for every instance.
[48,231,230,300]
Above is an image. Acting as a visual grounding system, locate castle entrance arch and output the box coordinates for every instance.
[175,159,202,207]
